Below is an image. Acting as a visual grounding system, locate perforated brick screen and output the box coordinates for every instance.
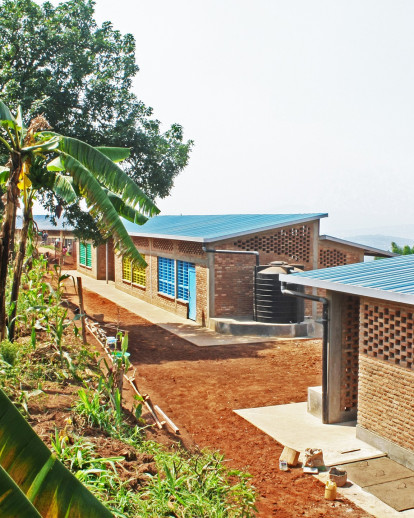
[233,225,311,262]
[178,241,203,255]
[153,238,173,252]
[361,300,414,370]
[319,248,347,268]
[133,237,149,248]
[341,296,360,410]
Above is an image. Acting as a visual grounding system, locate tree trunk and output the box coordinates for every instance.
[8,205,32,342]
[0,154,22,340]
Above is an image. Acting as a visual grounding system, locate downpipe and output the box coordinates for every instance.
[202,248,260,321]
[280,282,330,424]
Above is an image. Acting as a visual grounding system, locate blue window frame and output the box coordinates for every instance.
[177,261,194,301]
[158,257,175,297]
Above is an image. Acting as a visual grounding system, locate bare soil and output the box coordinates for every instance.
[59,284,373,518]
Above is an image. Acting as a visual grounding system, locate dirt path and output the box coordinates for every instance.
[73,287,373,518]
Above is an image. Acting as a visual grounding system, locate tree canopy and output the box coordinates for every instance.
[391,242,414,255]
[0,0,192,241]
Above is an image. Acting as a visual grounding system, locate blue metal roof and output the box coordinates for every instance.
[16,215,74,231]
[123,213,327,242]
[279,254,414,304]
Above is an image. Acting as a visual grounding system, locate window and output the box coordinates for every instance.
[177,261,194,301]
[123,256,146,286]
[158,257,175,297]
[122,256,132,281]
[79,243,91,267]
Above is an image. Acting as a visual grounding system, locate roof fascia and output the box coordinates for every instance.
[279,272,414,305]
[319,235,397,257]
[128,214,328,243]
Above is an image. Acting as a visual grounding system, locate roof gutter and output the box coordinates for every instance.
[280,282,330,424]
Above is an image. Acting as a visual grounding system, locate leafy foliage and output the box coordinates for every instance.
[0,0,193,238]
[391,242,414,255]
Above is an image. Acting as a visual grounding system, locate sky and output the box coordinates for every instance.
[44,0,414,238]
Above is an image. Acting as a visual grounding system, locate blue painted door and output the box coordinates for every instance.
[188,265,196,321]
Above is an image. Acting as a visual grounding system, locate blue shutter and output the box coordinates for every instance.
[158,257,175,297]
[177,261,194,301]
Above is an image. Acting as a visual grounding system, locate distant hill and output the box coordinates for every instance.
[346,235,414,252]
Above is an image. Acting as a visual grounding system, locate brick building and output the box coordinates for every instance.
[79,213,393,327]
[279,255,414,469]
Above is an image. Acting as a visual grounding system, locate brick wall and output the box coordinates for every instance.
[358,298,414,453]
[359,355,414,453]
[318,241,363,269]
[230,223,315,267]
[340,295,360,412]
[214,253,255,317]
[213,222,318,318]
[114,237,208,324]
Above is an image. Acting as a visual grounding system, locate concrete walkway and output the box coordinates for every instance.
[67,270,281,347]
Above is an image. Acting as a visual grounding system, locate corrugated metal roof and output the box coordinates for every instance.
[123,213,328,242]
[16,215,74,231]
[319,235,396,258]
[279,254,414,305]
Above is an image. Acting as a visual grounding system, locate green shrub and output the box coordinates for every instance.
[0,340,18,366]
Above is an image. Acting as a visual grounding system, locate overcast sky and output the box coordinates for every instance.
[59,1,414,237]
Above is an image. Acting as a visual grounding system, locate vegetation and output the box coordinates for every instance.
[0,99,158,340]
[0,0,193,243]
[0,257,257,516]
[391,242,414,255]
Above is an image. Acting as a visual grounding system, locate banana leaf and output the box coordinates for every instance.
[0,389,113,518]
[0,465,41,517]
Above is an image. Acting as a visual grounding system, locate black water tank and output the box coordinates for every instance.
[255,262,304,323]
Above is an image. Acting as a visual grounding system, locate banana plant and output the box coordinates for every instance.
[0,389,113,517]
[0,99,159,339]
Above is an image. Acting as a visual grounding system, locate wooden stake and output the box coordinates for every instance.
[76,277,87,345]
[154,405,180,434]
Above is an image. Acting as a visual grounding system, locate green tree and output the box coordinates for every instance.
[0,100,158,339]
[391,242,414,255]
[0,0,192,239]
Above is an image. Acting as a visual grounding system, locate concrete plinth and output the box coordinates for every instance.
[307,385,322,418]
[209,317,309,337]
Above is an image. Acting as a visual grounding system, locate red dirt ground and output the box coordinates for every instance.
[72,287,373,518]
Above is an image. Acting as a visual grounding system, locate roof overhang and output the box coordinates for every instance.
[319,235,397,258]
[128,214,328,243]
[279,272,414,306]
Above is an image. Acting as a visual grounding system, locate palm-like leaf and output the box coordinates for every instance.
[0,465,42,517]
[105,190,148,225]
[0,389,113,517]
[61,152,147,267]
[0,99,17,129]
[48,134,158,217]
[95,146,130,163]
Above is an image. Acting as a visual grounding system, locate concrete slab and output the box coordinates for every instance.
[235,402,384,467]
[341,457,414,488]
[317,470,414,517]
[367,476,414,512]
[67,271,282,347]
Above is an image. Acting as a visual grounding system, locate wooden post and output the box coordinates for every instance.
[76,276,87,345]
